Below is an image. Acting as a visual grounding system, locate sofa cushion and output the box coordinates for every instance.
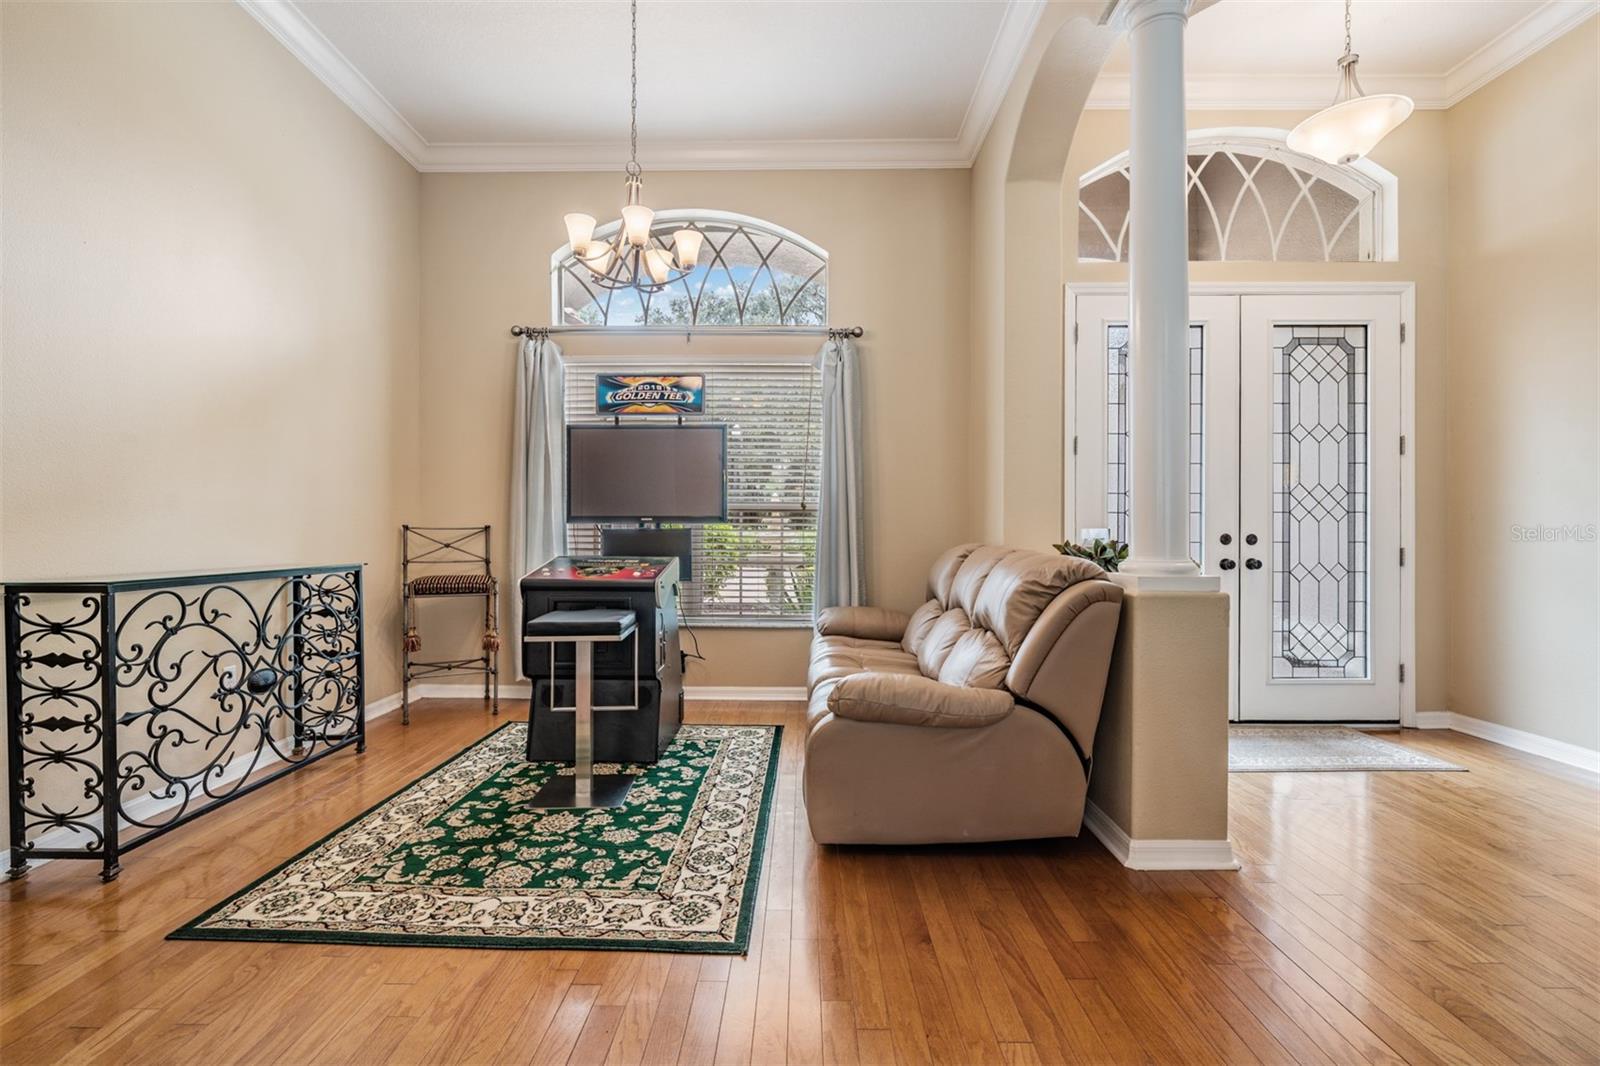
[949,545,1013,615]
[915,608,971,678]
[827,672,1014,729]
[901,599,942,656]
[808,634,922,692]
[927,543,980,607]
[972,550,1106,656]
[815,605,911,643]
[936,628,1009,689]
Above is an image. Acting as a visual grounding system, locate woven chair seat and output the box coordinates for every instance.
[408,573,494,597]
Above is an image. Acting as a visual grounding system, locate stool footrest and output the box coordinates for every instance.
[525,608,638,639]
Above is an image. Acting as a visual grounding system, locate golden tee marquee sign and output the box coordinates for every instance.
[595,374,706,415]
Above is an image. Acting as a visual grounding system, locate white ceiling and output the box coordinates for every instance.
[241,0,1045,170]
[1092,0,1599,109]
[240,0,1598,171]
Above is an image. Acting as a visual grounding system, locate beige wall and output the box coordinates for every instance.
[1,0,421,769]
[1092,587,1230,842]
[1443,19,1599,751]
[969,3,1118,548]
[417,170,972,689]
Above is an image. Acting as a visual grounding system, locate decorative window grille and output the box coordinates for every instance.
[1271,325,1370,680]
[1078,131,1395,264]
[1104,323,1205,564]
[564,361,821,627]
[553,211,828,328]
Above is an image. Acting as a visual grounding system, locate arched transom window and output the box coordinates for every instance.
[1078,129,1397,264]
[553,210,828,327]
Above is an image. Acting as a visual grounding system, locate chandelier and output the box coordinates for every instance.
[1287,0,1413,166]
[562,0,700,293]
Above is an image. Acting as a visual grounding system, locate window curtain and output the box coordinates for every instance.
[510,333,566,584]
[814,335,864,614]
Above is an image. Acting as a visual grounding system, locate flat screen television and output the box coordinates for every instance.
[566,424,728,523]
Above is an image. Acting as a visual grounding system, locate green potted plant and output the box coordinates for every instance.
[1052,537,1130,573]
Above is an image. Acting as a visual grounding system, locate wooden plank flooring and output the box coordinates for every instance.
[3,699,1598,1064]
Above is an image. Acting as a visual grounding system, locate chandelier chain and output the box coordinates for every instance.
[628,0,640,177]
[1343,0,1352,56]
[567,0,694,293]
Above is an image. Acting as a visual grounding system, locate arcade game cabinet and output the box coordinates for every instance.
[520,556,683,763]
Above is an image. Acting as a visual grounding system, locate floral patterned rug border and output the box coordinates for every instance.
[168,722,782,954]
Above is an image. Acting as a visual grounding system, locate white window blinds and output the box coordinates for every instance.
[563,361,822,626]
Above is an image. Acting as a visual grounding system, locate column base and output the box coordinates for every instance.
[1114,559,1218,592]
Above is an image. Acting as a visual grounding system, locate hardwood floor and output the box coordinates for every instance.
[3,698,1598,1065]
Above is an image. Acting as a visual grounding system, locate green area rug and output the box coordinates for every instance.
[170,722,781,953]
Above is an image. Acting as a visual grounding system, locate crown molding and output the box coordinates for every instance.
[1084,0,1598,111]
[1441,0,1597,106]
[238,0,1043,171]
[1085,72,1446,110]
[416,138,975,173]
[954,0,1047,160]
[237,0,427,166]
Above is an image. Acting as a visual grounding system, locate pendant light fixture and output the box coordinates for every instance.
[562,0,700,293]
[1287,0,1413,165]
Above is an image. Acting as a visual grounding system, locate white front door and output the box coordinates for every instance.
[1236,294,1402,721]
[1069,288,1406,722]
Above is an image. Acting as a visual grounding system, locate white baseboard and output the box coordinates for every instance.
[1082,802,1240,871]
[402,681,534,701]
[365,691,404,720]
[1432,712,1599,774]
[1413,710,1453,729]
[683,686,806,702]
[400,682,805,703]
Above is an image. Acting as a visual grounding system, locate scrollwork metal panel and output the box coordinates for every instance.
[5,565,365,881]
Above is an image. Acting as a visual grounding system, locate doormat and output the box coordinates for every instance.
[1229,726,1464,772]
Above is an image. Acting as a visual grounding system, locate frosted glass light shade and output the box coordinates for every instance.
[672,229,703,269]
[1287,93,1414,165]
[621,204,654,246]
[564,212,596,250]
[643,247,673,284]
[580,240,613,277]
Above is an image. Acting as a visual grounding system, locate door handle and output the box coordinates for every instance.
[1245,558,1263,570]
[1219,558,1237,571]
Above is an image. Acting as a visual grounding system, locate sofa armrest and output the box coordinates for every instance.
[815,605,912,642]
[828,673,1013,729]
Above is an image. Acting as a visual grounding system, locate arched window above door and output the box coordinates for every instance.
[1077,128,1398,264]
[552,210,828,328]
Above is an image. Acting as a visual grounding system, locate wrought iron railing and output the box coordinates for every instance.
[4,565,365,881]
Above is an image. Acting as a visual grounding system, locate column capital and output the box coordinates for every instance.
[1111,0,1190,33]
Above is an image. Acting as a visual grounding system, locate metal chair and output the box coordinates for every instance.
[401,525,499,723]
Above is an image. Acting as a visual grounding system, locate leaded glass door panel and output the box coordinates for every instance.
[1070,294,1238,574]
[1238,294,1401,721]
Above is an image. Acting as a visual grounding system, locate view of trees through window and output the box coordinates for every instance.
[555,214,828,625]
[557,214,827,328]
[562,362,822,626]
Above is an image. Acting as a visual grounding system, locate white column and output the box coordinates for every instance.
[1121,0,1200,581]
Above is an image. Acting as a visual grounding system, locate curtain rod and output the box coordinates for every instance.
[510,324,863,340]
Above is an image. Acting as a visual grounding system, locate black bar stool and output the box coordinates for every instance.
[521,608,638,808]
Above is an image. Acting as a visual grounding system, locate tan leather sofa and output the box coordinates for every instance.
[803,544,1123,844]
